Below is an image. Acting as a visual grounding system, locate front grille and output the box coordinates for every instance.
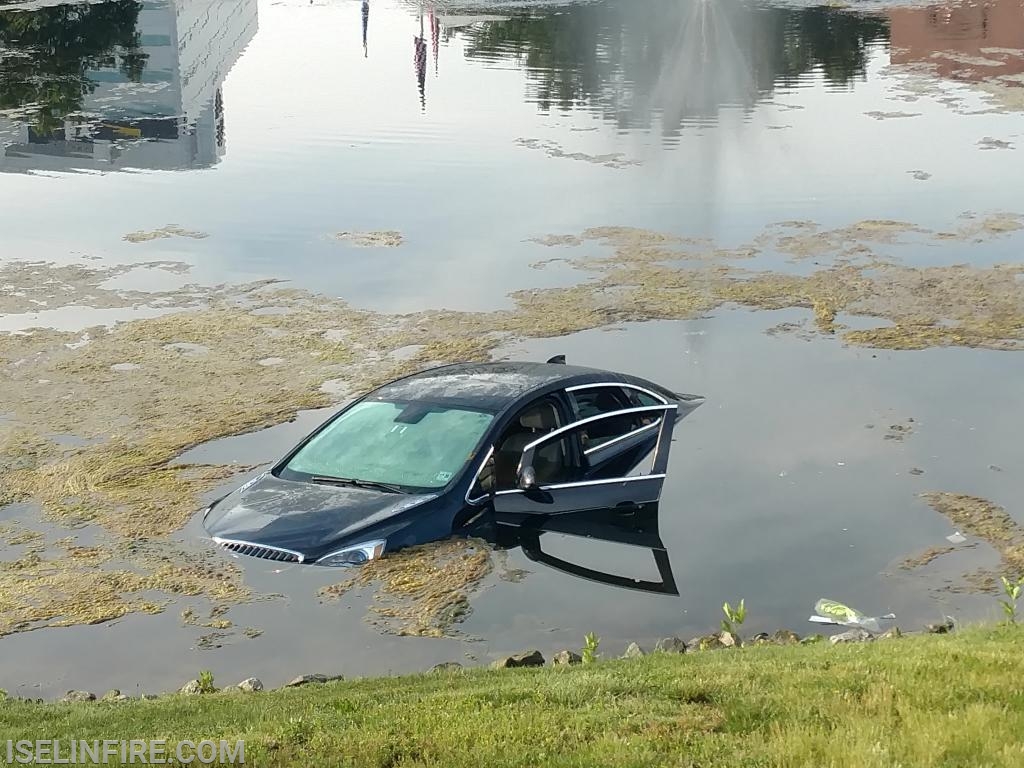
[213,537,305,563]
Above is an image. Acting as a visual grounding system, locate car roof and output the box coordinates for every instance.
[369,361,653,412]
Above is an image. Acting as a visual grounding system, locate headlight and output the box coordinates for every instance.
[202,506,212,520]
[316,539,386,566]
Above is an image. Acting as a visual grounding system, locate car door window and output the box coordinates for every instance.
[468,396,579,498]
[569,386,662,453]
[624,389,664,408]
[519,404,676,489]
[571,387,631,419]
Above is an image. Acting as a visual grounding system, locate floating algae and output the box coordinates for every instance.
[526,234,583,248]
[514,138,642,169]
[930,51,1008,69]
[537,222,1024,351]
[0,260,200,316]
[334,231,404,248]
[864,111,921,120]
[319,539,492,637]
[0,556,161,634]
[900,546,956,571]
[181,605,232,630]
[883,53,1024,115]
[885,421,915,442]
[532,226,724,265]
[920,493,1024,580]
[978,137,1015,151]
[752,219,924,261]
[765,320,818,342]
[0,528,252,637]
[0,525,43,548]
[123,225,208,243]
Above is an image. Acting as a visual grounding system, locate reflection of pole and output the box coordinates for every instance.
[430,7,439,75]
[215,88,225,150]
[362,0,369,57]
[414,9,426,109]
[700,0,708,64]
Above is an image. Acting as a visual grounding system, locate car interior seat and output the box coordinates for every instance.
[493,403,560,489]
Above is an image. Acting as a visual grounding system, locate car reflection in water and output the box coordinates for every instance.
[471,504,678,595]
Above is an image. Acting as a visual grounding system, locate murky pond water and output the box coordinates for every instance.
[1,0,1023,696]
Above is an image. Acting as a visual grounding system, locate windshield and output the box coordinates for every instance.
[282,400,494,490]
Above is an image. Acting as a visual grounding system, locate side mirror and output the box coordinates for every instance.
[517,465,537,490]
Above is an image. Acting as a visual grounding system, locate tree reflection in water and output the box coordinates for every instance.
[0,1,148,134]
[454,0,889,134]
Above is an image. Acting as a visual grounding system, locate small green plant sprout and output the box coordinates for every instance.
[721,599,746,635]
[197,670,216,694]
[998,575,1024,623]
[581,632,600,664]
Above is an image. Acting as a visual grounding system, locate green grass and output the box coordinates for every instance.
[3,626,1024,767]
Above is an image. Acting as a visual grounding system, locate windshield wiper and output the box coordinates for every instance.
[310,475,406,494]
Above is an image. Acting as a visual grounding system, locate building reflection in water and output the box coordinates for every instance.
[0,0,258,173]
[414,8,427,110]
[889,0,1024,82]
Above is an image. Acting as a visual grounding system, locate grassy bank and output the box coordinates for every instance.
[3,626,1024,767]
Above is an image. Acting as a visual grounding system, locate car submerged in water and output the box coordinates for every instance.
[203,358,703,567]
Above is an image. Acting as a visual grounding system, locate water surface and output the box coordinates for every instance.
[1,0,1023,695]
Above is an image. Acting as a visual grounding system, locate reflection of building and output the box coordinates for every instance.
[889,0,1024,81]
[0,0,257,173]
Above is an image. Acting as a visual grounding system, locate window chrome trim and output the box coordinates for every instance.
[565,382,668,404]
[492,474,666,496]
[466,405,674,504]
[583,419,661,456]
[521,405,676,455]
[465,396,566,505]
[465,445,495,506]
[540,474,666,491]
[213,537,306,564]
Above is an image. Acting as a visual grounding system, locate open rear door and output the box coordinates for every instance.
[491,404,677,516]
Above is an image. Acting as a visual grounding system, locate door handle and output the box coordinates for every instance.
[614,501,640,516]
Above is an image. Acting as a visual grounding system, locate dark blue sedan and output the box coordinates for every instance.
[203,358,703,567]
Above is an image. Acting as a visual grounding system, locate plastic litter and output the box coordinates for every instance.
[809,598,896,634]
[946,531,967,544]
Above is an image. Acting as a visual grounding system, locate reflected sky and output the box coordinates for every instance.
[0,0,1021,318]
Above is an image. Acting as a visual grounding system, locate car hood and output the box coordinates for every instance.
[204,473,437,558]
